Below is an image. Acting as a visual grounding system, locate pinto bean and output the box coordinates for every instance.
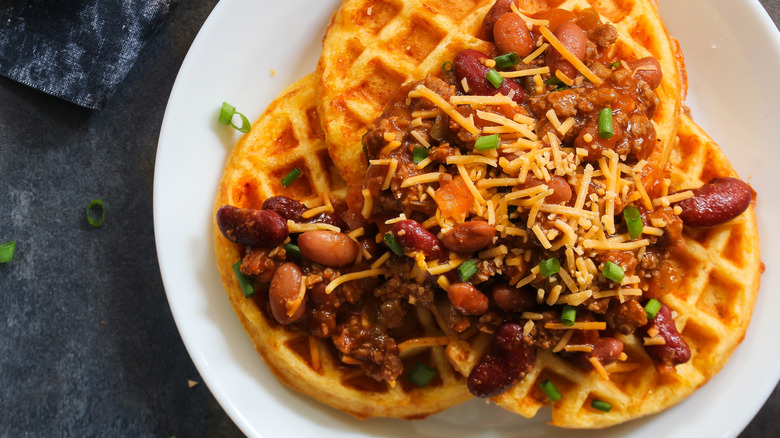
[297,231,358,267]
[493,13,534,57]
[639,302,691,367]
[262,196,307,222]
[468,322,536,398]
[515,175,572,204]
[545,22,587,80]
[448,283,489,315]
[392,219,447,260]
[492,283,537,312]
[573,120,623,161]
[454,49,525,104]
[675,177,752,227]
[269,263,306,325]
[216,205,288,248]
[441,221,496,254]
[481,0,518,40]
[627,57,663,89]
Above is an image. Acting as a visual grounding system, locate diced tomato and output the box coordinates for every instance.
[434,176,474,221]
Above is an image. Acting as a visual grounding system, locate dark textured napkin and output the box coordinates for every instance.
[0,0,179,109]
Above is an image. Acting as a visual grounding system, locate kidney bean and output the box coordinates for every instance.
[297,231,358,267]
[627,57,663,89]
[307,211,349,231]
[493,13,534,57]
[468,322,536,398]
[515,175,572,205]
[454,49,525,104]
[492,283,536,312]
[359,237,380,259]
[639,302,691,367]
[448,283,489,315]
[392,219,447,260]
[262,196,307,222]
[441,221,495,254]
[216,205,289,248]
[269,263,306,325]
[545,22,587,80]
[675,177,752,227]
[481,0,518,41]
[570,337,624,369]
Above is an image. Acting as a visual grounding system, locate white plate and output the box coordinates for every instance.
[154,0,780,436]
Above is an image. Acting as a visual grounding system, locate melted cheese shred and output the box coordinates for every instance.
[539,26,603,85]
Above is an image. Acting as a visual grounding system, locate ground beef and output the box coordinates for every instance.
[528,310,565,349]
[240,248,279,282]
[588,23,618,49]
[605,298,648,335]
[332,313,403,382]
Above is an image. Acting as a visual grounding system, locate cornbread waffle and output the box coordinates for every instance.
[480,113,761,427]
[213,74,473,419]
[316,0,684,189]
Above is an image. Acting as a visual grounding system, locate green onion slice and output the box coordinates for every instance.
[412,146,429,163]
[284,243,301,261]
[407,361,437,387]
[493,52,520,69]
[591,399,612,412]
[86,199,106,228]
[539,257,560,277]
[610,61,622,69]
[384,232,404,256]
[281,168,302,187]
[645,298,662,320]
[539,379,562,401]
[623,205,643,239]
[486,68,504,88]
[232,260,256,298]
[457,259,478,282]
[544,77,563,86]
[561,304,577,327]
[474,134,500,151]
[442,61,454,73]
[219,102,251,133]
[0,241,16,264]
[598,107,614,139]
[602,261,625,283]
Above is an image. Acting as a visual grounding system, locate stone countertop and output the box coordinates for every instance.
[0,1,777,436]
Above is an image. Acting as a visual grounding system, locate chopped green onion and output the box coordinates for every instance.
[486,68,504,88]
[457,259,478,282]
[219,102,251,133]
[598,107,614,139]
[442,61,454,73]
[86,199,106,228]
[544,77,563,86]
[591,399,612,412]
[556,85,571,91]
[384,232,403,256]
[539,379,562,401]
[284,243,301,261]
[412,146,429,163]
[474,134,500,151]
[561,305,577,326]
[493,52,520,69]
[610,61,622,69]
[623,205,643,239]
[407,361,437,387]
[281,168,302,187]
[539,257,560,277]
[602,261,625,283]
[645,298,662,320]
[232,260,256,298]
[0,241,16,264]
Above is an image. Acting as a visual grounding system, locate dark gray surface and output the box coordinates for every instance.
[0,1,777,437]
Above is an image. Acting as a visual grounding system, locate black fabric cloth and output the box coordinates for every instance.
[0,0,179,109]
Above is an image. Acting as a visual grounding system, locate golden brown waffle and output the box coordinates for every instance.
[213,73,472,419]
[316,0,684,188]
[484,113,761,427]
